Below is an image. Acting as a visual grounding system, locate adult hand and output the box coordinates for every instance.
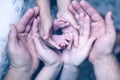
[62,14,95,67]
[59,14,95,80]
[5,7,40,80]
[32,19,62,80]
[69,0,116,63]
[69,1,119,80]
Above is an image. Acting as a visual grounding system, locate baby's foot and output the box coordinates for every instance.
[52,34,70,48]
[53,18,70,31]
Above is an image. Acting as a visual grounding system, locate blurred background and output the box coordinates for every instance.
[50,0,120,80]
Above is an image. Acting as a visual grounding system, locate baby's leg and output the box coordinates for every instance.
[53,18,70,31]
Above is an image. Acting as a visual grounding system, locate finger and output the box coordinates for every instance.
[71,0,86,15]
[67,7,80,29]
[80,0,104,22]
[8,24,18,48]
[25,25,32,33]
[32,36,43,53]
[67,39,73,50]
[33,19,39,33]
[26,20,38,33]
[68,19,79,29]
[45,38,61,49]
[57,18,66,22]
[83,37,96,53]
[65,40,69,45]
[79,13,85,36]
[31,19,39,35]
[29,6,40,25]
[60,22,70,28]
[61,43,65,48]
[83,15,90,39]
[73,29,79,48]
[53,19,64,30]
[26,7,40,33]
[34,6,40,18]
[17,9,35,32]
[37,16,41,23]
[69,4,79,20]
[66,32,73,50]
[105,11,116,34]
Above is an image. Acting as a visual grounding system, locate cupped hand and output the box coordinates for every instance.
[69,0,116,63]
[8,7,40,74]
[62,14,95,67]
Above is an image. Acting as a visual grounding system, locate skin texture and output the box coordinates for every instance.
[4,7,40,80]
[69,0,120,80]
[4,0,120,80]
[32,18,62,80]
[52,18,70,48]
[36,0,79,49]
[36,0,52,39]
[36,0,61,49]
[5,6,62,80]
[57,0,80,48]
[60,13,96,80]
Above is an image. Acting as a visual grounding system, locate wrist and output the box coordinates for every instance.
[10,65,32,74]
[4,66,33,80]
[63,64,79,72]
[91,54,120,80]
[59,64,79,80]
[45,59,63,70]
[91,53,116,66]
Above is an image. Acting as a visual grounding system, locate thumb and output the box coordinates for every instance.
[8,24,18,48]
[32,36,43,53]
[83,37,96,54]
[105,11,115,34]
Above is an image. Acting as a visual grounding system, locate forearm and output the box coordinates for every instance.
[35,65,62,80]
[4,67,32,80]
[59,64,79,80]
[57,0,72,12]
[92,54,120,80]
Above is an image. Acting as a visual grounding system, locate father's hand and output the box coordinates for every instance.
[4,7,40,80]
[69,0,116,63]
